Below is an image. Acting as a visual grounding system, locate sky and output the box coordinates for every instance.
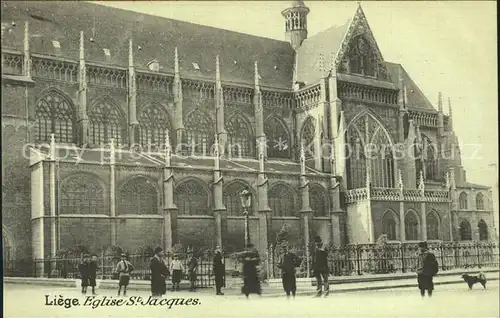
[94,1,498,188]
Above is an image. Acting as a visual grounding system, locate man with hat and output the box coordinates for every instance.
[115,253,134,296]
[312,236,329,297]
[78,254,90,294]
[149,247,170,297]
[88,254,99,295]
[277,243,301,299]
[416,241,439,298]
[213,246,225,295]
[186,247,198,292]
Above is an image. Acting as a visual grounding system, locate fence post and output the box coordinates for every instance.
[454,243,459,269]
[476,242,481,268]
[355,244,361,275]
[439,243,445,271]
[400,243,405,273]
[101,252,105,279]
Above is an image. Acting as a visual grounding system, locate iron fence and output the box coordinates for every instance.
[269,241,499,278]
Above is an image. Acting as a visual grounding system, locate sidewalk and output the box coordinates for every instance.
[4,267,498,297]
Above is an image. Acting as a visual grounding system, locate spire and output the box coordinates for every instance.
[79,31,86,89]
[164,130,171,167]
[397,169,403,191]
[258,138,265,173]
[254,61,260,90]
[174,47,179,74]
[418,170,425,193]
[300,141,306,175]
[128,39,138,126]
[50,134,56,161]
[213,134,220,171]
[128,39,134,67]
[448,97,453,127]
[23,21,30,77]
[438,92,443,112]
[173,47,183,103]
[445,171,450,189]
[216,55,221,85]
[365,160,371,188]
[110,139,116,165]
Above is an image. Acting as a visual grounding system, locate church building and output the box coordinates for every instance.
[1,1,495,270]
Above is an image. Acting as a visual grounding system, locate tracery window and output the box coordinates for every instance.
[182,108,215,155]
[404,211,419,241]
[35,91,76,143]
[226,114,253,158]
[61,174,105,215]
[310,184,328,217]
[223,181,253,217]
[346,112,395,189]
[264,116,290,159]
[174,180,210,216]
[88,98,126,146]
[459,192,468,210]
[347,36,377,77]
[300,117,315,159]
[476,193,484,210]
[415,134,438,181]
[382,210,398,241]
[268,184,295,217]
[138,102,171,148]
[478,219,488,241]
[459,219,472,241]
[118,177,158,215]
[426,212,440,240]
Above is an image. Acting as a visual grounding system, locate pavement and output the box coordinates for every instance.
[3,280,499,318]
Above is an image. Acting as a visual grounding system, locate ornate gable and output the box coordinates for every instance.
[334,5,391,81]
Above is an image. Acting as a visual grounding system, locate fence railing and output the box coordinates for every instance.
[268,241,499,278]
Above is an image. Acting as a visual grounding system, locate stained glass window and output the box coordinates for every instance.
[88,98,126,146]
[300,117,315,159]
[426,212,440,240]
[264,116,290,159]
[459,192,468,210]
[118,177,158,215]
[174,180,210,215]
[404,211,419,241]
[35,91,76,143]
[268,184,295,217]
[310,184,328,217]
[382,210,397,241]
[223,181,252,216]
[478,219,488,241]
[459,219,472,241]
[226,114,253,158]
[182,108,215,155]
[61,174,105,215]
[476,193,484,210]
[138,102,171,148]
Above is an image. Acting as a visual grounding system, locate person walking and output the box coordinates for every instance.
[312,236,329,297]
[170,254,184,291]
[187,249,198,292]
[115,253,134,296]
[78,254,90,295]
[213,246,225,295]
[278,243,301,299]
[88,254,99,295]
[241,243,261,299]
[416,241,439,298]
[149,247,170,297]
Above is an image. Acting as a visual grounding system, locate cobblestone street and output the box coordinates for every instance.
[4,281,499,318]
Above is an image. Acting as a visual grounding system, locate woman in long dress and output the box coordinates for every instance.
[241,243,261,298]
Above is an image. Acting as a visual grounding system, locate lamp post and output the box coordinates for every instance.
[240,189,252,248]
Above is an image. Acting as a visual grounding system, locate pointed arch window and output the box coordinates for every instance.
[347,36,377,77]
[226,114,253,158]
[138,102,171,148]
[416,134,438,181]
[310,184,328,217]
[459,219,472,241]
[269,184,295,217]
[174,180,210,215]
[382,210,398,241]
[405,211,419,241]
[35,91,76,143]
[61,174,105,215]
[459,192,468,210]
[118,177,158,215]
[264,116,290,159]
[223,182,253,217]
[88,98,126,146]
[476,193,484,210]
[300,117,315,160]
[182,109,215,155]
[426,212,440,240]
[478,219,488,241]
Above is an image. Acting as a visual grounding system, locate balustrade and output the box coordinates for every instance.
[295,84,321,111]
[32,56,78,83]
[409,110,438,128]
[338,81,398,105]
[2,52,23,75]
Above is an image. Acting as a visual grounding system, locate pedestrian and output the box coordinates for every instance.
[241,243,261,299]
[278,243,301,299]
[149,247,170,297]
[416,241,439,298]
[312,236,329,297]
[78,254,90,295]
[187,248,198,292]
[170,254,184,291]
[115,253,134,296]
[213,246,225,295]
[88,254,99,295]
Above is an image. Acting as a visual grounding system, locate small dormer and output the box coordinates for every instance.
[147,59,160,72]
[52,40,61,55]
[103,48,111,62]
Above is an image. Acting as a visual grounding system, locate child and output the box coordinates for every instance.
[78,254,90,294]
[170,254,183,291]
[115,253,134,296]
[88,254,99,295]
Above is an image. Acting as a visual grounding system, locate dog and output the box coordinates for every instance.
[461,272,487,290]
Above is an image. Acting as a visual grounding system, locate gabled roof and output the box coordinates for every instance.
[1,1,295,89]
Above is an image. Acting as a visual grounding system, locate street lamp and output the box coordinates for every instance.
[240,189,252,248]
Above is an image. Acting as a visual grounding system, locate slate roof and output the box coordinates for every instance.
[1,1,295,89]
